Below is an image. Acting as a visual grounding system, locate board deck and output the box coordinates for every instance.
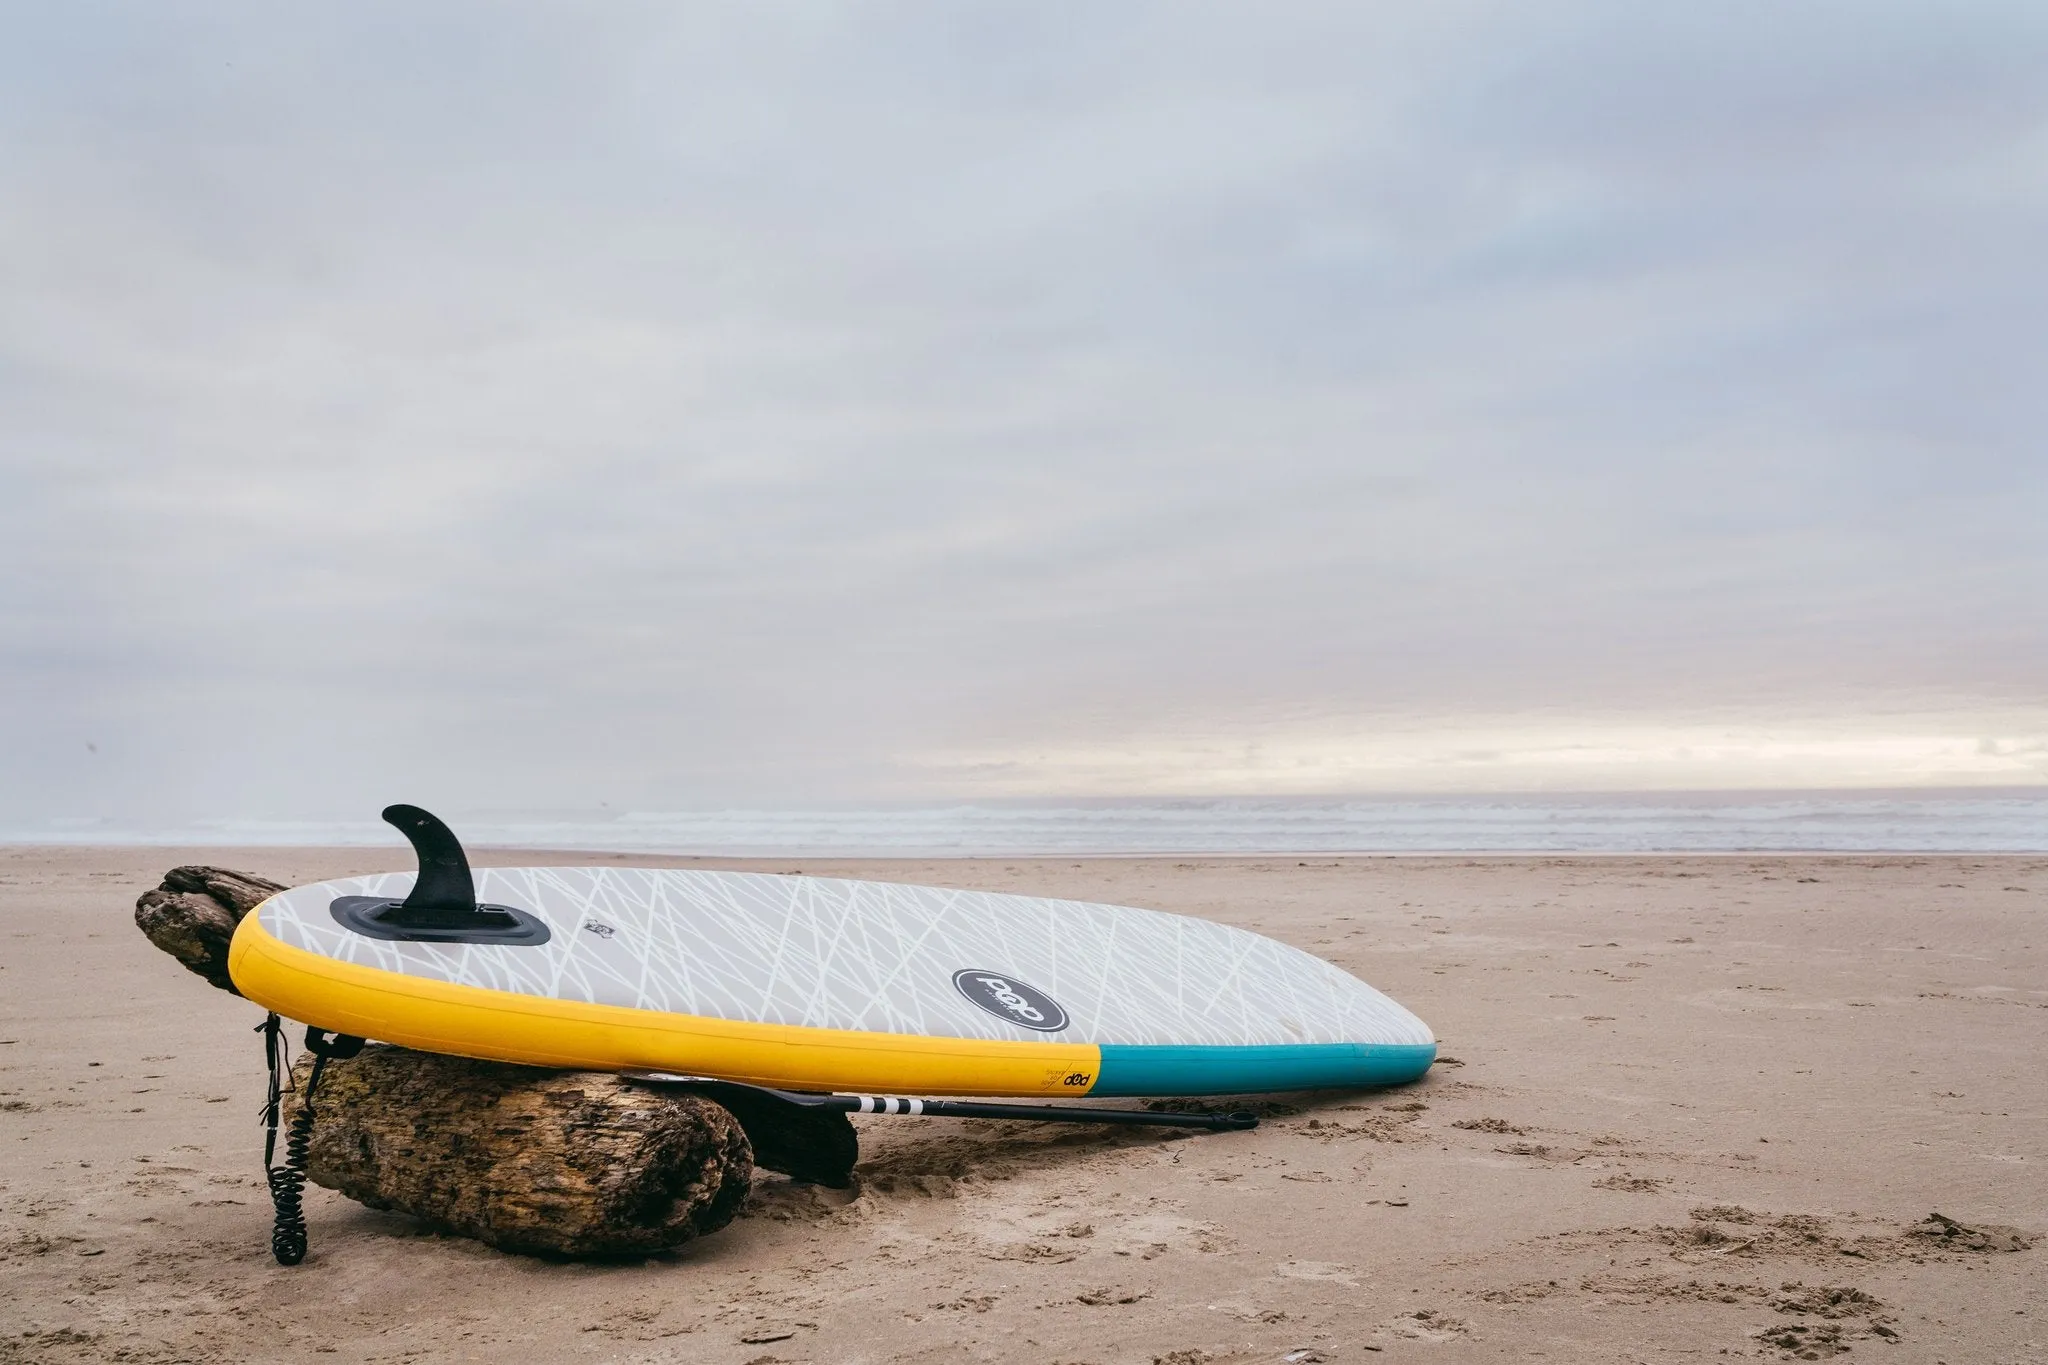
[229,867,1435,1097]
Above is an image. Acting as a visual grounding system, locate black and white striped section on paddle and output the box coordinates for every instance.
[623,1072,1258,1132]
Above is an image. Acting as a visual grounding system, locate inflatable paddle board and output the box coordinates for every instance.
[229,807,1435,1098]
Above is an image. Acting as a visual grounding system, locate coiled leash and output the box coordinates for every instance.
[258,1014,364,1266]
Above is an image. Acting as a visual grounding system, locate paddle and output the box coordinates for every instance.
[624,1071,1260,1132]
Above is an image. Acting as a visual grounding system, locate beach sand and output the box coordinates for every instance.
[2,847,2041,1364]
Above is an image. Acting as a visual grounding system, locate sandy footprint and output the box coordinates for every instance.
[1376,1308,1468,1342]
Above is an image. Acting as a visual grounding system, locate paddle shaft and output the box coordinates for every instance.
[838,1093,1258,1130]
[624,1072,1259,1132]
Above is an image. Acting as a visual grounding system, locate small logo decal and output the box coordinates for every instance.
[952,968,1069,1032]
[582,920,616,939]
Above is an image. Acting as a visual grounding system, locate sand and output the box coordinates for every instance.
[2,847,2042,1364]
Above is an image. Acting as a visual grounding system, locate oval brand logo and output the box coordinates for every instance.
[951,968,1070,1033]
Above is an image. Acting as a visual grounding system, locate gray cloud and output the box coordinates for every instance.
[3,2,2045,826]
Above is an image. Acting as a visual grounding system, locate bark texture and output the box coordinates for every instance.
[133,865,286,994]
[287,1045,753,1257]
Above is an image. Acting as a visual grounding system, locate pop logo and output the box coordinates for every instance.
[951,968,1070,1032]
[977,976,1044,1022]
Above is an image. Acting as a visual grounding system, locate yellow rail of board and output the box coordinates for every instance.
[228,907,1102,1097]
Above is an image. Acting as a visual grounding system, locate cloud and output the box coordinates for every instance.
[2,2,2044,825]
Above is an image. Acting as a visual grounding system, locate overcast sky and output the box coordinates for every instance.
[4,2,2046,828]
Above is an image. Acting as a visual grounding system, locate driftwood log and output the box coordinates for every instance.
[134,865,285,993]
[286,1046,750,1256]
[136,866,857,1256]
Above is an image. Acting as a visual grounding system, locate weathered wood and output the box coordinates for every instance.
[133,865,285,994]
[288,1045,753,1257]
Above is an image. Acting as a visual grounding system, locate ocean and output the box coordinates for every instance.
[13,790,2045,854]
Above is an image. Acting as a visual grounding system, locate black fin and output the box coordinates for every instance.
[327,805,551,946]
[382,804,481,928]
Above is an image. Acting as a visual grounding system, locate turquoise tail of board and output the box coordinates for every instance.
[1090,1041,1437,1096]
